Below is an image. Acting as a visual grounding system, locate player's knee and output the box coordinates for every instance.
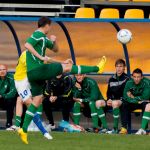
[24,98,32,106]
[96,100,105,108]
[145,103,150,112]
[62,64,72,73]
[112,100,121,108]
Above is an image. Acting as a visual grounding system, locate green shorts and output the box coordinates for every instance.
[27,63,63,97]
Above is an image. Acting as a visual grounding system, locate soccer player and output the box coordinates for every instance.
[73,74,104,133]
[18,16,106,144]
[106,59,129,133]
[14,51,52,139]
[43,73,74,127]
[120,68,150,134]
[0,64,17,129]
[135,103,150,135]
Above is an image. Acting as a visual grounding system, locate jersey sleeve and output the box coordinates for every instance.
[26,33,40,47]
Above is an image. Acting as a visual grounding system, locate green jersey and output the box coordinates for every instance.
[26,30,54,72]
[123,77,150,103]
[0,73,17,99]
[73,77,104,102]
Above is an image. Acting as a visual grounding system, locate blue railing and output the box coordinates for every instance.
[0,17,150,77]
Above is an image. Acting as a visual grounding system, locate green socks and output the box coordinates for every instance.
[15,116,22,127]
[71,65,99,74]
[141,111,150,130]
[113,108,120,130]
[73,102,81,125]
[89,102,98,128]
[36,104,43,117]
[22,104,38,132]
[97,107,108,129]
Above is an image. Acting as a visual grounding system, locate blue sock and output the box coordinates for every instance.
[33,113,47,135]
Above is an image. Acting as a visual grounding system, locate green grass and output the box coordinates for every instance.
[0,131,150,150]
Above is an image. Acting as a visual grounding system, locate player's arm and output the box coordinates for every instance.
[123,81,139,103]
[25,35,48,61]
[1,75,17,99]
[106,78,112,100]
[25,42,46,61]
[46,35,58,52]
[81,80,101,103]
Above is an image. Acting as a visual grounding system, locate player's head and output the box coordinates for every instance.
[38,16,52,34]
[75,74,86,83]
[115,59,126,76]
[132,68,143,85]
[0,64,7,78]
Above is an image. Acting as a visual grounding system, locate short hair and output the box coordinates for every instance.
[115,59,126,67]
[132,68,143,76]
[38,16,51,28]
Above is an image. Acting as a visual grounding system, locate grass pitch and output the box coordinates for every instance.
[0,131,149,150]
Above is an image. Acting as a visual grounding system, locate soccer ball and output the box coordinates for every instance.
[117,29,132,44]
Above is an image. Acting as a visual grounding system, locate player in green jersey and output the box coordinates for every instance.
[18,16,107,144]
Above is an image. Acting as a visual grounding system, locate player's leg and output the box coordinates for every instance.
[32,104,52,139]
[110,100,122,134]
[63,56,106,74]
[89,101,99,130]
[96,100,108,133]
[136,103,150,135]
[73,102,81,125]
[15,78,51,143]
[15,97,23,128]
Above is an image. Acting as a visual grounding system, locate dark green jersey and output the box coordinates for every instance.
[123,77,150,103]
[26,30,54,71]
[0,73,17,99]
[73,77,104,102]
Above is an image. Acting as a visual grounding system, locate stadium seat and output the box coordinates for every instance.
[124,9,144,18]
[75,8,95,18]
[109,0,129,1]
[99,8,119,18]
[132,0,150,1]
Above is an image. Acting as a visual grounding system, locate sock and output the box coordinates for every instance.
[113,108,120,130]
[36,104,43,117]
[71,65,99,74]
[141,111,150,130]
[97,107,108,129]
[73,102,81,125]
[33,113,47,135]
[22,104,38,133]
[89,102,98,128]
[15,115,22,127]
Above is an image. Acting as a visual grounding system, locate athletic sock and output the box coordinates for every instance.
[15,115,22,127]
[89,102,99,128]
[73,102,81,125]
[71,65,99,74]
[22,104,37,133]
[141,111,150,130]
[97,107,108,129]
[113,108,120,130]
[33,113,47,135]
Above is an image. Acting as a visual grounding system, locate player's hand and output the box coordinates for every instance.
[138,100,150,104]
[73,98,84,107]
[50,35,56,42]
[75,82,81,90]
[63,59,73,64]
[42,56,51,64]
[49,96,57,103]
[0,95,2,99]
[107,99,112,106]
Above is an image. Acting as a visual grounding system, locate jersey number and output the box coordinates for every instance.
[20,90,28,99]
